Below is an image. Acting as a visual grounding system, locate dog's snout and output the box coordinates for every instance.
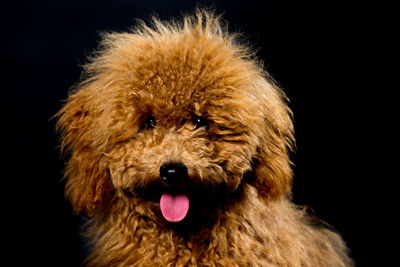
[160,163,188,186]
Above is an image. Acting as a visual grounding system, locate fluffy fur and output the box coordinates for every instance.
[56,10,353,266]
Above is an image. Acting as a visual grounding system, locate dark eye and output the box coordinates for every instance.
[143,115,157,130]
[192,114,208,129]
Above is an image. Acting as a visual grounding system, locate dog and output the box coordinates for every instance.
[56,10,353,266]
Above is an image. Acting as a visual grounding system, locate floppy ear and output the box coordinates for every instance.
[56,84,113,215]
[250,77,294,200]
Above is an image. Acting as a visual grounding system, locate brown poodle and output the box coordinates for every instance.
[56,10,353,266]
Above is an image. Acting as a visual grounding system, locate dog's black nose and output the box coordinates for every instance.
[160,163,188,186]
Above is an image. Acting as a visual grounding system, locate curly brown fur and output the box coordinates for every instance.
[56,10,353,266]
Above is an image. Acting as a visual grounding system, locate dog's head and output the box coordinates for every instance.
[56,11,294,225]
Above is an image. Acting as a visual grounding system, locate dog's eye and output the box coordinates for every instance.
[192,114,208,129]
[143,115,157,130]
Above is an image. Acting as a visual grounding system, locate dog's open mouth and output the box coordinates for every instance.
[130,180,232,226]
[160,193,190,222]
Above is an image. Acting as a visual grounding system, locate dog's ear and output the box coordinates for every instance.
[56,84,113,215]
[249,77,294,200]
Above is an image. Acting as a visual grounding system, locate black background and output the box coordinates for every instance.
[3,0,382,266]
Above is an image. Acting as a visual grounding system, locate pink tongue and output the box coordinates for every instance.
[160,193,189,222]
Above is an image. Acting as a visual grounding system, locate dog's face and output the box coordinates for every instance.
[57,14,294,227]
